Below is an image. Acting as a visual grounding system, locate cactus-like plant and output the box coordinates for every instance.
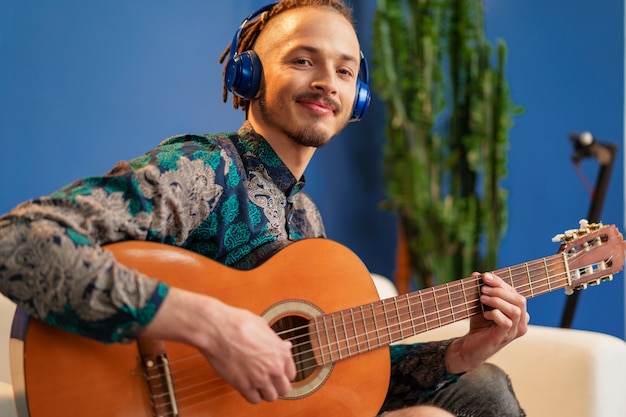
[371,0,522,289]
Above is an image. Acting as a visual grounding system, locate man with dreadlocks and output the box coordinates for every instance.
[0,1,528,416]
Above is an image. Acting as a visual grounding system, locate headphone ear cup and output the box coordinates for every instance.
[225,50,263,99]
[350,79,371,122]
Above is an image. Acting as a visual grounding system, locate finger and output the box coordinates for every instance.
[484,307,529,341]
[482,272,515,291]
[257,385,279,402]
[481,278,526,307]
[481,294,529,339]
[283,340,297,380]
[473,272,511,292]
[273,373,293,397]
[481,304,515,328]
[243,388,262,404]
[481,291,524,320]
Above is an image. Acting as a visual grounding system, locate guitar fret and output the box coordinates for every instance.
[393,297,404,339]
[371,303,382,348]
[408,294,417,334]
[543,258,552,293]
[461,279,470,313]
[340,310,350,358]
[314,316,326,365]
[453,281,467,321]
[382,299,392,342]
[333,313,344,360]
[446,283,455,323]
[504,264,520,295]
[380,300,392,345]
[350,308,361,354]
[322,315,334,362]
[472,277,482,315]
[418,291,428,330]
[525,263,535,297]
[329,314,338,361]
[360,305,371,351]
[430,287,438,326]
[434,287,442,328]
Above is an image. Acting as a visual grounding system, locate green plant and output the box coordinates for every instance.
[371,0,522,288]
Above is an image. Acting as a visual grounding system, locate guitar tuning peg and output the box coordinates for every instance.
[552,230,582,243]
[563,229,581,241]
[552,233,565,243]
[601,274,614,282]
[579,219,590,230]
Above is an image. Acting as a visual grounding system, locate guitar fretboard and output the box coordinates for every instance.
[310,253,570,365]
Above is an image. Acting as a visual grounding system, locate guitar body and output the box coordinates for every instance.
[11,239,390,417]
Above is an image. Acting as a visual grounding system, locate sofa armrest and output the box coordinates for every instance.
[0,295,17,417]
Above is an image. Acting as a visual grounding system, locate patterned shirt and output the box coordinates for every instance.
[0,122,324,342]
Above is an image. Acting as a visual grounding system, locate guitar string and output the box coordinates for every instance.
[291,252,581,353]
[299,246,615,367]
[143,268,575,408]
[145,265,574,402]
[155,234,610,374]
[148,366,240,412]
[142,248,613,405]
[150,384,241,415]
[148,254,572,381]
[275,260,573,369]
[143,267,582,409]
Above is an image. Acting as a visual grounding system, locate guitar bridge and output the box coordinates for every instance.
[138,337,179,417]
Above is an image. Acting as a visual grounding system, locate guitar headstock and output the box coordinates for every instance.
[552,220,626,293]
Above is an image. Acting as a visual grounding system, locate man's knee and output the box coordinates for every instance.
[460,362,516,396]
[431,363,525,417]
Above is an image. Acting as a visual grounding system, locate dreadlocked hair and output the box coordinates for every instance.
[218,0,354,112]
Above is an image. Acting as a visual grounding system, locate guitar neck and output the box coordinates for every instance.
[310,252,568,365]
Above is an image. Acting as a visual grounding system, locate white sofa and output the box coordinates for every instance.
[2,279,626,417]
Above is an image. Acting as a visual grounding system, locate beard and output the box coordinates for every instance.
[257,88,347,148]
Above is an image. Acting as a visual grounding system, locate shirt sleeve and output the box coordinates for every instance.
[380,339,463,410]
[0,135,230,343]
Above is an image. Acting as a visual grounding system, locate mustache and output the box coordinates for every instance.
[294,93,341,113]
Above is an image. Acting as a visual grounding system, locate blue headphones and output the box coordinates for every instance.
[224,2,371,122]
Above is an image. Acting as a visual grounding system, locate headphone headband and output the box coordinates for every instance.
[228,2,277,60]
[223,2,370,122]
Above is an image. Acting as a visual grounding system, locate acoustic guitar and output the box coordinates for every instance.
[9,222,625,417]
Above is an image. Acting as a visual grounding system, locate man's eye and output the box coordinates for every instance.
[338,68,354,77]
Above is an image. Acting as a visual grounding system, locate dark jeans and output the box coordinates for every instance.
[379,363,526,417]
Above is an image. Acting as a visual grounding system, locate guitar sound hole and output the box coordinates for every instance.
[271,315,316,382]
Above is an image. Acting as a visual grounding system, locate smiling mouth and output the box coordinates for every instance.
[296,94,339,116]
[299,101,334,116]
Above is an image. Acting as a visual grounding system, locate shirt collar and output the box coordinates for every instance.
[237,122,307,197]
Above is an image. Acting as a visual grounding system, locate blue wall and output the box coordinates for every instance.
[1,1,623,339]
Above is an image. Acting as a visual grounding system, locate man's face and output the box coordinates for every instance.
[250,6,361,148]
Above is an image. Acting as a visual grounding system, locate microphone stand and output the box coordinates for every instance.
[560,132,618,328]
